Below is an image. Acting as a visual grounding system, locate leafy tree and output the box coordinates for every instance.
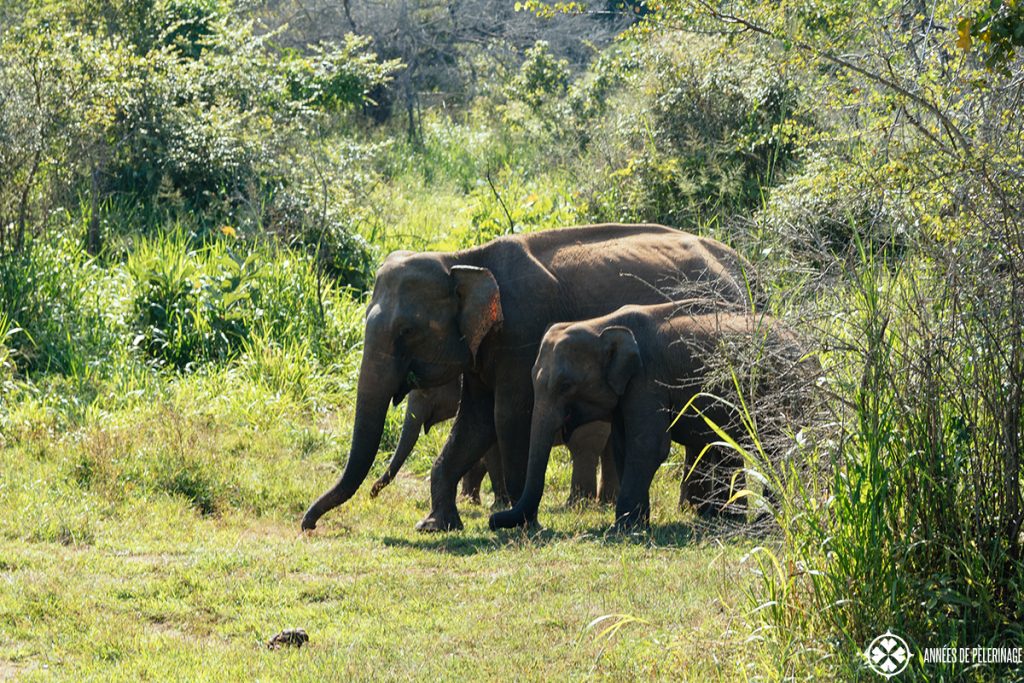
[258,0,629,140]
[0,0,398,276]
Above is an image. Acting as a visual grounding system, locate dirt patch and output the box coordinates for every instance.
[0,660,36,681]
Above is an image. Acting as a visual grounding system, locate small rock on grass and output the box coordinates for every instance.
[267,628,309,649]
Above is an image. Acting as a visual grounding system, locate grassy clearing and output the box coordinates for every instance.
[0,385,762,681]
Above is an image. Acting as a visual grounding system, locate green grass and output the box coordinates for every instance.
[0,362,767,681]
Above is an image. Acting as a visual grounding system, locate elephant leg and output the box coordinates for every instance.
[493,367,534,506]
[678,445,690,511]
[615,413,671,531]
[683,442,717,517]
[416,376,495,532]
[567,448,598,505]
[597,430,619,505]
[714,448,747,520]
[460,459,487,505]
[566,422,604,505]
[482,445,510,509]
[610,412,627,481]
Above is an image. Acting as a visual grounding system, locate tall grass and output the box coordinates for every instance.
[745,235,1024,680]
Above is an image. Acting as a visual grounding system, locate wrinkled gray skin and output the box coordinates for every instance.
[490,305,811,531]
[301,224,754,532]
[369,378,619,506]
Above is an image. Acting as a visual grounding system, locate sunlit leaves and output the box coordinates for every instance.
[0,0,400,256]
[957,17,974,50]
[957,1,1024,71]
[514,0,588,18]
[282,35,402,113]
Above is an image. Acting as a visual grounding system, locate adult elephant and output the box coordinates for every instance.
[301,223,756,532]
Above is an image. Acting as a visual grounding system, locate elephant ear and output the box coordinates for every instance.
[602,326,642,395]
[450,265,503,362]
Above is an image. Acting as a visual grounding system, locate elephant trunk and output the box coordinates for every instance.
[489,403,559,529]
[302,352,402,529]
[370,400,425,497]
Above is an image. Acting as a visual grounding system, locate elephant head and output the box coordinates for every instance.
[302,253,503,529]
[533,324,641,435]
[490,323,641,528]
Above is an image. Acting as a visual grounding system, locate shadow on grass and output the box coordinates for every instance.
[380,517,772,555]
[566,520,736,548]
[379,534,504,556]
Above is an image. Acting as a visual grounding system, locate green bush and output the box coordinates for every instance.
[160,0,225,60]
[577,33,802,226]
[750,236,1024,678]
[260,176,376,292]
[756,155,912,263]
[0,230,133,376]
[0,1,399,258]
[126,226,371,369]
[128,232,259,369]
[0,217,366,391]
[503,40,571,118]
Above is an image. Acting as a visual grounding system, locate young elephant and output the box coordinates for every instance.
[369,377,619,506]
[490,304,812,531]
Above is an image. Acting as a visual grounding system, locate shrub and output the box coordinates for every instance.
[259,163,377,292]
[0,229,133,376]
[756,155,912,264]
[125,227,369,371]
[750,232,1024,678]
[504,40,571,114]
[128,232,259,369]
[0,1,399,257]
[577,33,802,226]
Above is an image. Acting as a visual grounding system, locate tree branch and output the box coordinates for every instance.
[485,171,515,235]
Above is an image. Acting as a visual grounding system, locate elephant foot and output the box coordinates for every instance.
[415,509,464,533]
[460,491,483,505]
[459,481,483,505]
[696,503,747,524]
[612,519,649,534]
[567,485,597,507]
[613,508,650,532]
[489,507,537,530]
